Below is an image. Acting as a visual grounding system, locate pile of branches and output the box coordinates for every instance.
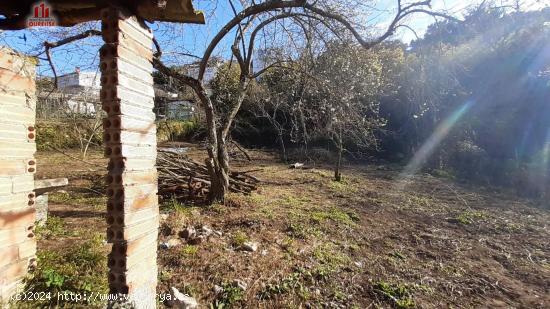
[157,148,259,202]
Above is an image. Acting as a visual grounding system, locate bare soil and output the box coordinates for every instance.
[33,146,550,308]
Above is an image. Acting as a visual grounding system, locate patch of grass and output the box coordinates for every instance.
[328,179,358,194]
[429,168,456,179]
[310,207,360,226]
[280,236,295,253]
[285,209,323,239]
[212,282,245,308]
[157,120,199,142]
[455,210,485,225]
[208,202,228,215]
[231,231,249,247]
[374,281,415,309]
[286,220,322,239]
[229,192,268,208]
[280,195,310,208]
[20,235,108,307]
[49,191,106,210]
[406,194,433,208]
[258,271,303,300]
[35,215,72,239]
[389,251,406,261]
[160,270,173,282]
[311,243,351,279]
[181,245,198,256]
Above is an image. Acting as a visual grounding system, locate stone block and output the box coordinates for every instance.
[34,194,48,226]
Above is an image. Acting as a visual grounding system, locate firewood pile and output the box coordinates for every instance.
[157,149,259,201]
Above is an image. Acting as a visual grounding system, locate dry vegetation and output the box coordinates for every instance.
[19,145,550,308]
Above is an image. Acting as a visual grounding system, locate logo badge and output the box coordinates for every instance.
[26,1,58,27]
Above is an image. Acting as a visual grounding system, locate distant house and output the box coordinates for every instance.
[58,68,101,89]
[42,68,102,116]
[154,87,196,121]
[165,101,195,120]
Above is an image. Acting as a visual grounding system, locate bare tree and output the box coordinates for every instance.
[153,0,458,202]
[28,0,458,203]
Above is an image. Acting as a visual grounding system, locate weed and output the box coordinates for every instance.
[328,179,358,194]
[156,120,198,142]
[310,207,359,226]
[160,270,173,282]
[374,281,415,309]
[208,203,227,215]
[181,245,198,256]
[406,194,433,208]
[49,191,106,210]
[313,244,351,267]
[287,221,321,239]
[258,271,303,300]
[456,210,485,225]
[280,237,295,252]
[212,282,245,308]
[231,231,249,247]
[21,235,108,307]
[35,216,71,239]
[430,169,456,179]
[390,251,406,260]
[311,243,351,279]
[280,195,310,208]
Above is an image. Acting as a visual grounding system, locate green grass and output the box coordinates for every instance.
[231,231,249,247]
[181,245,198,256]
[374,281,415,308]
[258,271,304,300]
[49,191,106,211]
[19,235,108,307]
[456,210,486,225]
[328,179,358,194]
[310,207,360,226]
[34,216,73,239]
[212,282,245,308]
[156,120,199,142]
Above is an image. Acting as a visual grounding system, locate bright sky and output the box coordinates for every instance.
[0,0,548,76]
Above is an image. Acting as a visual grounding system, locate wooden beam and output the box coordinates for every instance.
[0,0,205,30]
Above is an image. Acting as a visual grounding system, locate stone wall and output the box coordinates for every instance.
[0,47,37,302]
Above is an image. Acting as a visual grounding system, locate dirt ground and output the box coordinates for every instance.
[31,145,549,308]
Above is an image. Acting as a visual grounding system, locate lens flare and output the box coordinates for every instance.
[397,100,474,188]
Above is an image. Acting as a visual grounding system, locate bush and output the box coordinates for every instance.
[36,121,102,151]
[156,120,202,142]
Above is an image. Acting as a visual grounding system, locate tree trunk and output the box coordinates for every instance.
[334,144,343,182]
[333,127,343,182]
[277,132,287,162]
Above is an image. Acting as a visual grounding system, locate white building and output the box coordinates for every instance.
[58,68,101,90]
[41,68,101,116]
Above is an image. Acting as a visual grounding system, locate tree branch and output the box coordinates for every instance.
[43,29,101,88]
